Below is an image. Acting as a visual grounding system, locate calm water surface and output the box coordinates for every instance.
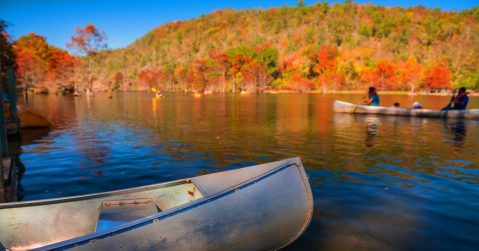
[16,93,479,250]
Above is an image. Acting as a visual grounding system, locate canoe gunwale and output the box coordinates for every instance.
[0,180,189,209]
[33,160,313,250]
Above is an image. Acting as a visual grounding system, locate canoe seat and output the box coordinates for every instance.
[96,198,160,232]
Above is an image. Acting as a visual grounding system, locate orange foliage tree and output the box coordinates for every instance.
[369,60,397,90]
[311,45,338,76]
[67,24,107,92]
[174,66,190,92]
[14,33,76,92]
[138,69,158,90]
[209,50,230,92]
[111,71,124,90]
[398,57,422,92]
[189,59,210,93]
[422,63,451,90]
[14,33,49,88]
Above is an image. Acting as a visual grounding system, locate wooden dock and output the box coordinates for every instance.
[1,157,17,202]
[1,66,20,202]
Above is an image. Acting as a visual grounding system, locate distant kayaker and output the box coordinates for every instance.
[442,87,469,110]
[155,90,163,99]
[363,86,380,106]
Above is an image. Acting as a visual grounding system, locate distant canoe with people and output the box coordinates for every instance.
[333,100,479,119]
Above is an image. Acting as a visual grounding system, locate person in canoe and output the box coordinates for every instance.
[155,89,163,99]
[412,101,423,109]
[363,86,380,106]
[442,87,469,110]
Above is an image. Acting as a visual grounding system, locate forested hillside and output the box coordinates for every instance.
[13,1,479,93]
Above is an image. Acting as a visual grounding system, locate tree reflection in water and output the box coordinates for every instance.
[15,93,479,250]
[365,116,379,148]
[443,120,467,149]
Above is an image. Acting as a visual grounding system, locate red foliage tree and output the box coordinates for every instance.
[230,54,254,91]
[310,45,338,75]
[189,59,209,93]
[14,33,50,88]
[289,75,315,92]
[423,63,451,90]
[15,49,41,88]
[242,60,271,91]
[398,57,422,92]
[111,71,124,90]
[369,60,397,90]
[174,66,190,92]
[47,47,76,88]
[138,69,158,90]
[209,50,230,92]
[67,24,107,92]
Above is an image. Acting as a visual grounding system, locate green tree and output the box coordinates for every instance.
[297,0,305,8]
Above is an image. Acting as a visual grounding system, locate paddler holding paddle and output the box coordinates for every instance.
[350,86,381,114]
[442,87,469,111]
[363,86,380,106]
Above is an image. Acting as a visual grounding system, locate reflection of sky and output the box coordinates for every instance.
[20,121,213,200]
[1,0,477,49]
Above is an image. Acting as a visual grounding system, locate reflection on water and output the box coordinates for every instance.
[365,116,379,147]
[16,93,479,250]
[444,120,467,148]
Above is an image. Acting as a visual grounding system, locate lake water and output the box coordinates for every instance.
[15,93,479,250]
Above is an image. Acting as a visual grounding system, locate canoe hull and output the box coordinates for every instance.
[18,109,51,128]
[333,100,479,119]
[1,158,313,251]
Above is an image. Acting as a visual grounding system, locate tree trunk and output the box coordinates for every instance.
[223,70,227,93]
[88,56,92,92]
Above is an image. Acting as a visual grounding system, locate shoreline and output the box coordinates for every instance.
[27,89,479,97]
[263,90,479,96]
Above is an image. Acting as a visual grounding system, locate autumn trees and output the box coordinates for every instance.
[8,3,479,93]
[14,33,76,93]
[97,2,474,93]
[67,24,107,94]
[12,24,107,95]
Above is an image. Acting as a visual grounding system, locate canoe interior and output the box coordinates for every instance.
[0,180,203,250]
[1,158,312,251]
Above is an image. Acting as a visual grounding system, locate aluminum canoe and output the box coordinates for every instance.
[333,100,479,119]
[0,157,313,251]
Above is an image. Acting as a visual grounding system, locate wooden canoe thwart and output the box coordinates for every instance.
[333,100,479,119]
[0,158,313,251]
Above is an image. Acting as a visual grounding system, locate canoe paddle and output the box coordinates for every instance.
[350,92,368,113]
[447,89,457,109]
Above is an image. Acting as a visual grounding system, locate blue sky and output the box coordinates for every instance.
[1,0,477,51]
